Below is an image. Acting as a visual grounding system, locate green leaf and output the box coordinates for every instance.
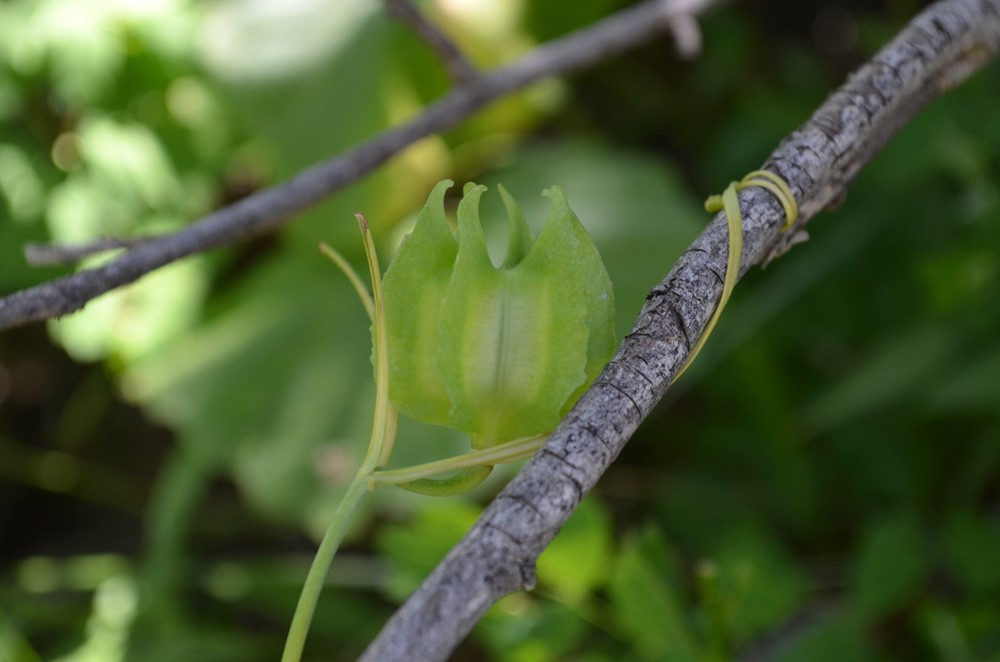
[381,179,458,427]
[929,347,1000,414]
[478,599,590,662]
[124,252,378,531]
[708,525,805,643]
[536,495,614,603]
[382,181,615,449]
[375,500,483,601]
[476,140,704,340]
[438,183,613,447]
[499,183,535,268]
[777,617,877,662]
[852,512,929,620]
[944,511,1000,593]
[608,527,700,661]
[801,326,956,434]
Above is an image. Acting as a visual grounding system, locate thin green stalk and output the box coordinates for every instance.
[369,435,546,487]
[282,215,393,662]
[318,242,375,321]
[142,450,212,635]
[281,474,369,662]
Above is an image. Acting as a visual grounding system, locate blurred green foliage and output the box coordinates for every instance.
[1,0,999,661]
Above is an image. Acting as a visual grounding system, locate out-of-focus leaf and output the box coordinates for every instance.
[800,326,957,434]
[41,115,214,364]
[919,248,998,316]
[200,1,393,253]
[607,526,700,661]
[917,602,977,662]
[200,0,384,168]
[49,258,207,364]
[428,0,530,69]
[124,0,409,540]
[375,499,482,602]
[45,176,130,242]
[198,0,379,85]
[124,253,376,532]
[928,347,1000,414]
[777,617,877,662]
[947,432,1000,507]
[654,473,758,552]
[74,118,183,212]
[523,0,619,41]
[12,0,123,105]
[478,599,590,662]
[535,495,614,604]
[852,512,929,620]
[943,512,1000,593]
[0,145,45,222]
[708,525,805,643]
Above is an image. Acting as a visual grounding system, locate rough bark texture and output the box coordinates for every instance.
[0,0,719,330]
[357,1,1000,660]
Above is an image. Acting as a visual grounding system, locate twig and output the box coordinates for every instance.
[667,14,703,59]
[355,1,1000,660]
[23,237,148,266]
[0,0,722,331]
[383,0,478,84]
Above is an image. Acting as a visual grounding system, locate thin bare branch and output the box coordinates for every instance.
[356,1,1000,660]
[383,0,478,84]
[23,237,148,267]
[667,14,703,59]
[0,0,723,331]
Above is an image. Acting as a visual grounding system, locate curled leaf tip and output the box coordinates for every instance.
[540,185,565,201]
[498,184,535,268]
[354,212,370,233]
[462,181,485,196]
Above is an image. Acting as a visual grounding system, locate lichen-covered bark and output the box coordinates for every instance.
[358,1,1000,660]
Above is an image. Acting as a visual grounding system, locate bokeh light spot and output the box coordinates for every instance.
[52,132,83,171]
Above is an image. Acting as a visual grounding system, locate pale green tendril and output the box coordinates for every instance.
[674,169,797,382]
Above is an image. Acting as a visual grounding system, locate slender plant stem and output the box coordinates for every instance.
[369,435,546,487]
[281,474,369,662]
[282,212,398,662]
[319,242,375,321]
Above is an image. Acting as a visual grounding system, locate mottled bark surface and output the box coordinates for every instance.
[357,1,1000,660]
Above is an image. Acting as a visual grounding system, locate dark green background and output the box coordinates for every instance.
[1,1,998,660]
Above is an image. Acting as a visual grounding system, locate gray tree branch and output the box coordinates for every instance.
[0,0,721,331]
[23,237,149,266]
[356,1,1000,660]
